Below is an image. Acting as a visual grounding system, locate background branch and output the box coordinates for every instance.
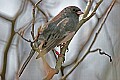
[0,0,27,79]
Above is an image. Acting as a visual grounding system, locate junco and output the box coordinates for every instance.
[36,6,83,58]
[19,6,83,76]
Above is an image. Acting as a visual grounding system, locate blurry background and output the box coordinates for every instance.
[0,0,120,80]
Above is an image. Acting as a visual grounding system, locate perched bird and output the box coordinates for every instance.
[36,6,83,58]
[19,6,83,77]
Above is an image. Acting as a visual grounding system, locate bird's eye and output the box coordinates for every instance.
[73,9,76,12]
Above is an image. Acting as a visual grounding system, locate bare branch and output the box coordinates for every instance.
[83,0,93,18]
[16,32,31,42]
[30,0,48,22]
[90,48,112,62]
[1,22,15,80]
[0,12,12,21]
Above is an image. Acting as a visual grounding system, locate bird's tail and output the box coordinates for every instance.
[18,49,35,77]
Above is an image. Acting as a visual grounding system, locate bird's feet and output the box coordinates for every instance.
[52,49,64,57]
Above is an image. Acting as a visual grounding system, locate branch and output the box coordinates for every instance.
[82,0,93,18]
[16,32,31,42]
[1,22,15,80]
[0,12,12,21]
[90,48,112,62]
[29,0,48,22]
[31,0,43,39]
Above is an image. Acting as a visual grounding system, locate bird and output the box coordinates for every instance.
[19,6,83,77]
[36,6,83,58]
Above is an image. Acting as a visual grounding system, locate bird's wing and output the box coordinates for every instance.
[36,17,71,59]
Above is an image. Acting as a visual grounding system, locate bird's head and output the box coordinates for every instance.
[63,6,83,17]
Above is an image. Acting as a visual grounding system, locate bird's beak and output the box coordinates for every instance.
[76,11,84,15]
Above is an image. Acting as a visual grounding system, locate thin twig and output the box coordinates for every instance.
[83,0,93,18]
[90,48,112,62]
[31,5,35,39]
[31,0,43,39]
[16,32,31,42]
[0,12,12,21]
[29,0,48,22]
